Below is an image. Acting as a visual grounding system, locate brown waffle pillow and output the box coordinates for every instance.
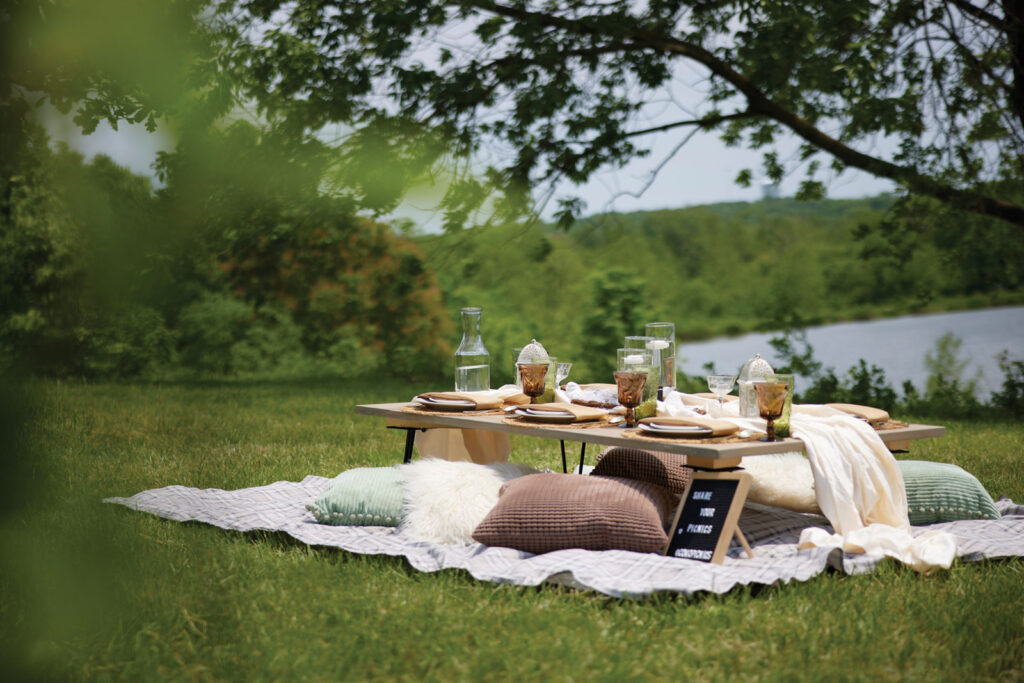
[471,473,676,554]
[592,447,692,494]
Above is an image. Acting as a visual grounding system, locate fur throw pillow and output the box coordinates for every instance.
[400,459,537,544]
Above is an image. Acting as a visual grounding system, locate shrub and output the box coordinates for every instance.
[578,269,648,380]
[991,351,1024,418]
[903,333,983,418]
[176,292,254,374]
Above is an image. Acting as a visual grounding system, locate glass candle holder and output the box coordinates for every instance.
[541,356,558,403]
[512,347,523,389]
[645,322,676,395]
[617,347,653,373]
[770,373,795,438]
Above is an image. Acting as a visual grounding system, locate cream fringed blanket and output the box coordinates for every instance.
[660,394,957,572]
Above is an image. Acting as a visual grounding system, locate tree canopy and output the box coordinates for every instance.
[193,0,1024,229]
[4,0,1024,230]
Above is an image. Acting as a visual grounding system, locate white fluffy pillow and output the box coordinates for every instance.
[401,459,538,544]
[742,452,821,514]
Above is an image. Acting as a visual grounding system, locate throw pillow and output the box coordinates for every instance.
[899,460,1002,525]
[592,447,692,494]
[472,473,677,554]
[401,459,537,545]
[742,452,820,514]
[741,454,1002,525]
[307,466,405,526]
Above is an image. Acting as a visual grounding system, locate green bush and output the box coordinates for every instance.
[579,269,649,381]
[176,292,255,374]
[990,351,1024,418]
[903,333,983,418]
[81,306,177,378]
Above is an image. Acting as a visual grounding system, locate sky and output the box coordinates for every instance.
[45,104,897,232]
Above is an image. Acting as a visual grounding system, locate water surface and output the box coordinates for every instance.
[677,306,1024,399]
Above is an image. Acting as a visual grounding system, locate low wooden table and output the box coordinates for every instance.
[357,403,946,563]
[354,402,945,470]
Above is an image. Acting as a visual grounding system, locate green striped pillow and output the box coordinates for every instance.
[899,460,1001,525]
[307,466,405,526]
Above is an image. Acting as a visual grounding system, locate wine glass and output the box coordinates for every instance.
[614,370,647,428]
[555,362,572,388]
[706,374,737,410]
[754,381,789,442]
[517,362,549,404]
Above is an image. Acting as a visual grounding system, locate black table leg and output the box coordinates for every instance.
[578,442,587,474]
[560,440,568,473]
[387,426,424,464]
[403,428,416,464]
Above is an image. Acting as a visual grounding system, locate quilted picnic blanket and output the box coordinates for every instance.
[105,476,1024,598]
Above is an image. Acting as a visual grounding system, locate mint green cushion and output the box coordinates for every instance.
[899,460,1001,525]
[307,467,405,526]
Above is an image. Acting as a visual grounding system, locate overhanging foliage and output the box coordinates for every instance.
[207,0,1024,228]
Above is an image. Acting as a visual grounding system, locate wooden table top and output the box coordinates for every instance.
[354,402,945,469]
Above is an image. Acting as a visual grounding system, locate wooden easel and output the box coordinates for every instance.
[664,469,754,564]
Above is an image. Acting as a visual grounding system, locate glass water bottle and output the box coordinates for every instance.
[454,307,490,391]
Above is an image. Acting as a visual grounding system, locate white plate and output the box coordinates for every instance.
[413,397,477,411]
[515,408,576,424]
[638,423,714,437]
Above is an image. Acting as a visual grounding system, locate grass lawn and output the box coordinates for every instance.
[2,378,1023,680]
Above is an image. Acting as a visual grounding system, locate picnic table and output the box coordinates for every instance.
[354,402,945,471]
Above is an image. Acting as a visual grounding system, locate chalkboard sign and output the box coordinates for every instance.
[664,470,753,564]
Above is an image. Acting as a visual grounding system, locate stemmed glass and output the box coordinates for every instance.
[555,362,572,388]
[754,381,789,442]
[707,374,737,410]
[614,370,647,428]
[517,362,549,404]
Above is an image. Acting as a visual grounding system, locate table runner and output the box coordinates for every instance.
[104,477,1024,598]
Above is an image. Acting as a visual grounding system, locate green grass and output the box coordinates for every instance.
[2,378,1023,680]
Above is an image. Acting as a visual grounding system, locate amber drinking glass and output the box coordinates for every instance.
[614,370,647,428]
[518,362,549,404]
[754,381,789,442]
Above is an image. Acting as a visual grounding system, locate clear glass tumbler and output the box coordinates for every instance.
[645,322,676,395]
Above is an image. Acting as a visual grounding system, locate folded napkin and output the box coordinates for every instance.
[826,403,891,425]
[638,415,739,437]
[415,392,503,410]
[564,382,619,409]
[517,403,608,422]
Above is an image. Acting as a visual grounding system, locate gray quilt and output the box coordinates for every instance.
[104,476,1024,598]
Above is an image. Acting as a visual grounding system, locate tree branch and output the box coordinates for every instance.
[1000,0,1024,133]
[624,109,759,138]
[947,0,1011,31]
[469,0,1024,227]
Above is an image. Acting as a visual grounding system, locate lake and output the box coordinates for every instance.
[676,306,1024,400]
